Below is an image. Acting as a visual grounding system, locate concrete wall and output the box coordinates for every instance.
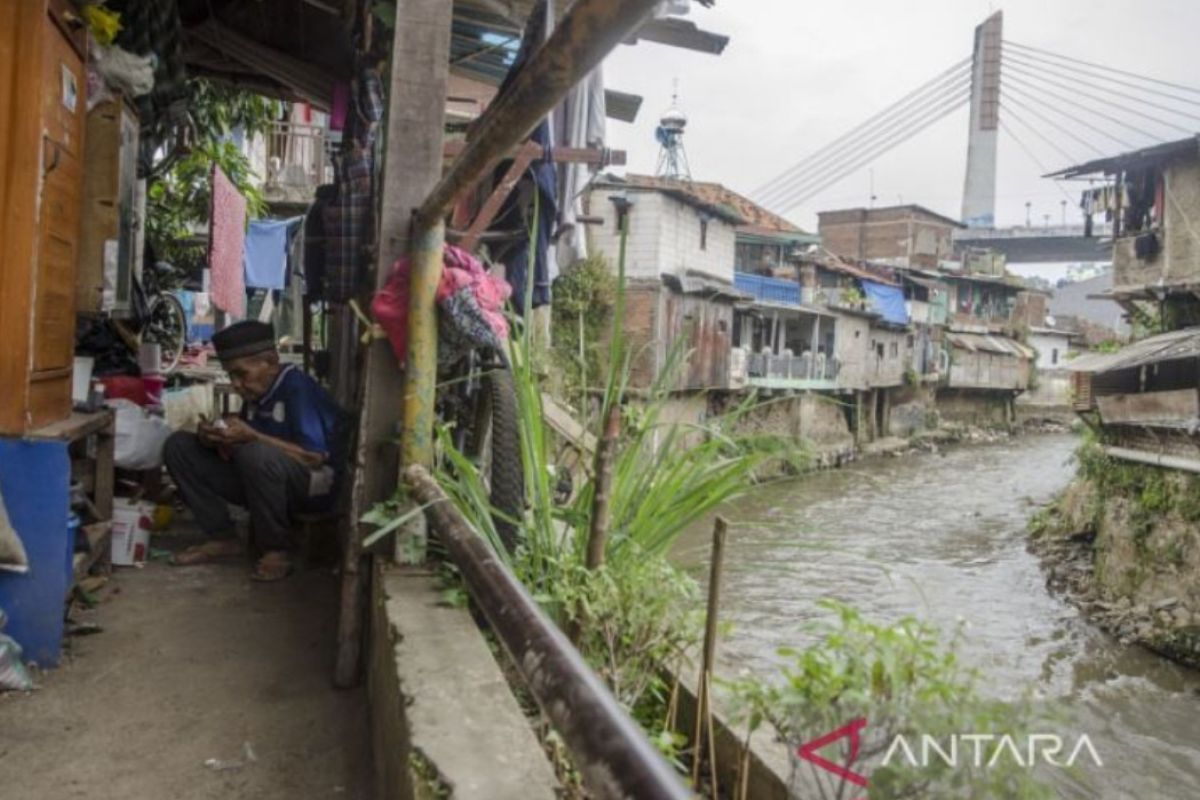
[936,388,1013,426]
[587,188,736,284]
[718,391,855,462]
[1016,368,1073,415]
[369,565,558,800]
[889,383,937,437]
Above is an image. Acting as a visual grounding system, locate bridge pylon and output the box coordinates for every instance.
[961,11,1003,228]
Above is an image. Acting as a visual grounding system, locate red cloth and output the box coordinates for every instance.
[208,166,247,318]
[372,244,511,364]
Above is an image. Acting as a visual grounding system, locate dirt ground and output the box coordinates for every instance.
[0,528,372,800]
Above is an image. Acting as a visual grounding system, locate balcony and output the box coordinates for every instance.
[262,121,332,204]
[734,272,801,306]
[741,348,841,391]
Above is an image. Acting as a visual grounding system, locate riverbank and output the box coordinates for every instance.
[1028,449,1200,669]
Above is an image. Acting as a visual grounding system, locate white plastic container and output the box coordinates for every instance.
[111,499,153,566]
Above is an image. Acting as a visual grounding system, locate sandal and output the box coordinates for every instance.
[250,552,294,582]
[169,540,244,566]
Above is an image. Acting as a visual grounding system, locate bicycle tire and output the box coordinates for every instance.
[467,367,525,554]
[145,292,187,373]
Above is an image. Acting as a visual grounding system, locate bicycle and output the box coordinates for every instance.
[113,260,188,374]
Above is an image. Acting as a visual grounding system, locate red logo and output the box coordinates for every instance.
[797,718,870,798]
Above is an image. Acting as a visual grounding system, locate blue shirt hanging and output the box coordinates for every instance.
[244,218,302,290]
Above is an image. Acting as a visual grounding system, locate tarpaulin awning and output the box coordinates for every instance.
[862,280,908,326]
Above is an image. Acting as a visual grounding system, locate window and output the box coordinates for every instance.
[1052,348,1059,365]
[615,205,630,233]
[906,335,914,348]
[890,342,899,357]
[700,218,709,251]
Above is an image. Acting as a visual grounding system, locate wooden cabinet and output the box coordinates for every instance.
[0,1,87,434]
[77,97,140,315]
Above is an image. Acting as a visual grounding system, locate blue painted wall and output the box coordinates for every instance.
[0,438,71,666]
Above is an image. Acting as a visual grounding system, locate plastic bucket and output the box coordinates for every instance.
[111,499,153,566]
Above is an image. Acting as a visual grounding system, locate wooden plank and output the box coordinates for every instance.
[93,414,115,521]
[1097,388,1200,427]
[27,409,114,441]
[335,0,454,689]
[459,143,537,251]
[443,140,626,166]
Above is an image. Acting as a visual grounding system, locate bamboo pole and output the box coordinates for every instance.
[585,405,621,569]
[692,516,728,793]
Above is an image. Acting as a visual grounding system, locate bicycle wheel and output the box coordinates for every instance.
[144,292,187,373]
[464,366,525,554]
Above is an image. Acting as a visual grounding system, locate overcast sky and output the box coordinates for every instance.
[602,0,1200,236]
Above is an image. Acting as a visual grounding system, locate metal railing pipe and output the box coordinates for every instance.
[403,464,691,800]
[414,0,660,227]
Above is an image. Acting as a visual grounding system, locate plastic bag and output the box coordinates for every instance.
[0,485,29,574]
[111,399,172,470]
[0,610,33,692]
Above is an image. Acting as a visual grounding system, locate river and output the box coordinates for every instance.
[675,434,1200,799]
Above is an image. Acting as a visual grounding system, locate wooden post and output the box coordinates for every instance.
[692,516,728,793]
[333,0,454,689]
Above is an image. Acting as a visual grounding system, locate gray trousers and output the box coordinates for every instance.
[162,432,327,552]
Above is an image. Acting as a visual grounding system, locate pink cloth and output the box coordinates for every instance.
[372,244,511,364]
[330,82,350,131]
[208,166,247,318]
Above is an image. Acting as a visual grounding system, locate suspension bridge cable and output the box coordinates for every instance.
[1002,45,1200,109]
[998,90,1111,156]
[748,57,974,199]
[1000,102,1086,166]
[1001,72,1152,145]
[753,66,969,205]
[768,91,971,212]
[758,85,971,208]
[1003,51,1200,122]
[757,81,971,207]
[1005,40,1200,98]
[997,119,1076,202]
[1003,60,1196,134]
[752,58,970,198]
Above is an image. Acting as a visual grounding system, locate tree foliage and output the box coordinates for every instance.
[144,79,279,273]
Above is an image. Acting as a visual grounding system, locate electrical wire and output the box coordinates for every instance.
[759,86,970,209]
[757,78,971,207]
[769,91,970,212]
[1005,40,1200,98]
[1002,72,1145,147]
[1003,60,1195,134]
[1003,51,1200,122]
[752,59,971,200]
[998,90,1111,156]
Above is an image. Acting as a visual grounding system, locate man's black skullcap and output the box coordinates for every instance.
[212,320,277,362]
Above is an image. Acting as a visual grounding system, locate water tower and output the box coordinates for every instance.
[654,84,692,181]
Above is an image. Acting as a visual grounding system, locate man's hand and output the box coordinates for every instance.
[215,416,259,445]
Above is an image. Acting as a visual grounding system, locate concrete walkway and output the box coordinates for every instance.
[0,548,371,799]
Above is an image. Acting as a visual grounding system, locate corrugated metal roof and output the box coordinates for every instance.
[1047,136,1200,179]
[947,332,1033,358]
[1077,327,1200,373]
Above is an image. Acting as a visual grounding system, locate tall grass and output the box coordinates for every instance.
[430,209,805,714]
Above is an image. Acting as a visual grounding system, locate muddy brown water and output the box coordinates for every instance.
[675,434,1200,799]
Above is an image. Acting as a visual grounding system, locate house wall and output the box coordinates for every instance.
[936,388,1014,426]
[947,350,1028,391]
[1113,159,1200,291]
[1028,332,1072,370]
[865,327,910,388]
[833,313,871,390]
[818,208,957,268]
[587,188,736,284]
[619,280,732,392]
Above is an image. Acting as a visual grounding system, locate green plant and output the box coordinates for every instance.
[725,601,1056,800]
[551,254,616,401]
[144,79,276,273]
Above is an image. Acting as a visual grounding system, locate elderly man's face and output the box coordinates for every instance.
[224,354,280,401]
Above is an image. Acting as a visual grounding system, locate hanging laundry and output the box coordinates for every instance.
[372,244,511,366]
[244,217,303,290]
[208,165,247,318]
